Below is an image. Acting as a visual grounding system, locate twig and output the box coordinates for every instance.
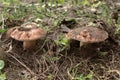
[34,39,47,55]
[8,53,35,75]
[107,70,120,76]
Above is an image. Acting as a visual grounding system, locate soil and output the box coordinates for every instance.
[0,0,120,80]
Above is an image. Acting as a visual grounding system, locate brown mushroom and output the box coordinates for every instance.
[8,22,46,50]
[66,26,108,47]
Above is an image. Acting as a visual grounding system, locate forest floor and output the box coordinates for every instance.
[0,0,120,80]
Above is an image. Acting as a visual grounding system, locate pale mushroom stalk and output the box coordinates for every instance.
[23,40,36,49]
[80,42,87,47]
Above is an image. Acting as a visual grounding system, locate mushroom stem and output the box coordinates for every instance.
[23,40,36,50]
[80,42,89,48]
[80,42,83,47]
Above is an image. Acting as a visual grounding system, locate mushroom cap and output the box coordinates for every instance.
[66,27,108,43]
[10,23,46,41]
[6,26,19,38]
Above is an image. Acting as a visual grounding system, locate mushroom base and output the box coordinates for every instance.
[23,40,36,50]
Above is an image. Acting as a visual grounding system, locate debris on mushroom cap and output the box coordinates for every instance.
[22,22,38,29]
[10,23,46,41]
[66,27,108,43]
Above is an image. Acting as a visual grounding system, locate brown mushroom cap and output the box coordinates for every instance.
[66,27,108,43]
[6,26,19,38]
[10,23,46,41]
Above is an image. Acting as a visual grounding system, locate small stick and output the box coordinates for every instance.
[8,53,35,75]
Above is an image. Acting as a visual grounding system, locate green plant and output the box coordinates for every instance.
[47,74,54,80]
[76,73,93,80]
[98,51,108,56]
[0,29,6,33]
[0,60,6,80]
[54,35,70,52]
[68,67,93,80]
[1,0,21,19]
[115,23,120,34]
